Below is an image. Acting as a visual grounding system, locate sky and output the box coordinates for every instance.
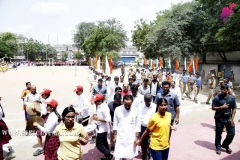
[0,0,191,45]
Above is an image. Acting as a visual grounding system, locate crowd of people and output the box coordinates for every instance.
[0,64,238,160]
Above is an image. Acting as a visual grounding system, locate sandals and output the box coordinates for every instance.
[33,149,44,156]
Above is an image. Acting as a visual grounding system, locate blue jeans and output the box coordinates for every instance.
[150,148,169,160]
[215,119,235,149]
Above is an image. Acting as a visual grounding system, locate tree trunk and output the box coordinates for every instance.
[217,50,228,63]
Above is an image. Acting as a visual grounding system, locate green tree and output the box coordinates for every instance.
[0,32,17,58]
[131,19,152,51]
[73,22,96,52]
[82,18,128,56]
[73,51,84,59]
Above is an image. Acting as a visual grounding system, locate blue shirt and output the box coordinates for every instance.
[212,94,237,121]
[92,85,107,96]
[189,76,195,83]
[154,91,180,120]
[196,78,202,88]
[182,75,188,84]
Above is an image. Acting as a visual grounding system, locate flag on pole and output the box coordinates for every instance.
[110,55,113,74]
[102,56,104,73]
[95,55,98,69]
[105,55,110,75]
[168,58,171,69]
[184,57,187,70]
[195,56,199,71]
[159,58,164,68]
[97,56,100,72]
[151,59,155,69]
[155,59,159,68]
[175,59,180,70]
[193,57,195,74]
[144,58,147,66]
[187,58,193,72]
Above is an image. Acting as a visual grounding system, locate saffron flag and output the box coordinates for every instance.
[195,56,199,71]
[175,59,180,70]
[187,58,193,72]
[159,58,164,68]
[144,58,147,66]
[151,59,155,69]
[110,55,113,74]
[97,56,100,72]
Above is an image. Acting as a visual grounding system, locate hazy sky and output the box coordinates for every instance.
[0,0,190,45]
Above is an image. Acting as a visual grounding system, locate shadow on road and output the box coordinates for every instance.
[194,140,215,151]
[220,150,240,160]
[201,123,215,130]
[82,146,102,160]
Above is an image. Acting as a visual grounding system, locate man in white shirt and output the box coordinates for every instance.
[138,78,150,95]
[110,76,123,94]
[24,85,41,107]
[139,94,156,160]
[113,94,141,160]
[170,81,181,101]
[93,94,113,160]
[131,85,144,108]
[73,85,90,126]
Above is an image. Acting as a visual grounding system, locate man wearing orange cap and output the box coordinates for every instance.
[93,94,113,160]
[73,86,90,126]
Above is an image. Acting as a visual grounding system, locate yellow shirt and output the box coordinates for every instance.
[148,112,171,150]
[21,89,30,110]
[55,122,87,160]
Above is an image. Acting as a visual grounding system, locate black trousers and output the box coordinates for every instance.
[96,132,111,157]
[215,119,235,149]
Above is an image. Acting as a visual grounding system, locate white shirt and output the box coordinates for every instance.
[138,85,150,95]
[111,82,122,94]
[36,112,59,134]
[0,104,3,120]
[74,93,90,118]
[113,105,141,159]
[95,102,111,133]
[139,102,156,127]
[132,93,144,108]
[151,82,158,96]
[136,72,141,80]
[24,92,41,106]
[40,98,48,116]
[170,87,181,100]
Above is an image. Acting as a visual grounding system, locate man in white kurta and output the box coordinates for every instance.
[113,94,141,160]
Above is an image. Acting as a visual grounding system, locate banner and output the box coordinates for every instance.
[105,55,110,75]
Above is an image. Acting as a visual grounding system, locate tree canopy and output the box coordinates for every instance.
[131,0,240,62]
[73,18,128,59]
[0,32,57,61]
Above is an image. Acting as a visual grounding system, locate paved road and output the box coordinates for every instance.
[0,66,240,160]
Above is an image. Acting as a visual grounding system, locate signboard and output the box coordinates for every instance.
[13,56,25,59]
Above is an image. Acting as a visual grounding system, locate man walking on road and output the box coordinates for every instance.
[113,94,141,160]
[206,74,217,104]
[154,81,180,128]
[212,84,236,155]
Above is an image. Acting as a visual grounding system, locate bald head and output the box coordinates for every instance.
[31,85,37,94]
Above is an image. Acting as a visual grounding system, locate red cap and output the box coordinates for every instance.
[73,86,83,92]
[94,94,104,102]
[44,99,58,108]
[40,89,52,95]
